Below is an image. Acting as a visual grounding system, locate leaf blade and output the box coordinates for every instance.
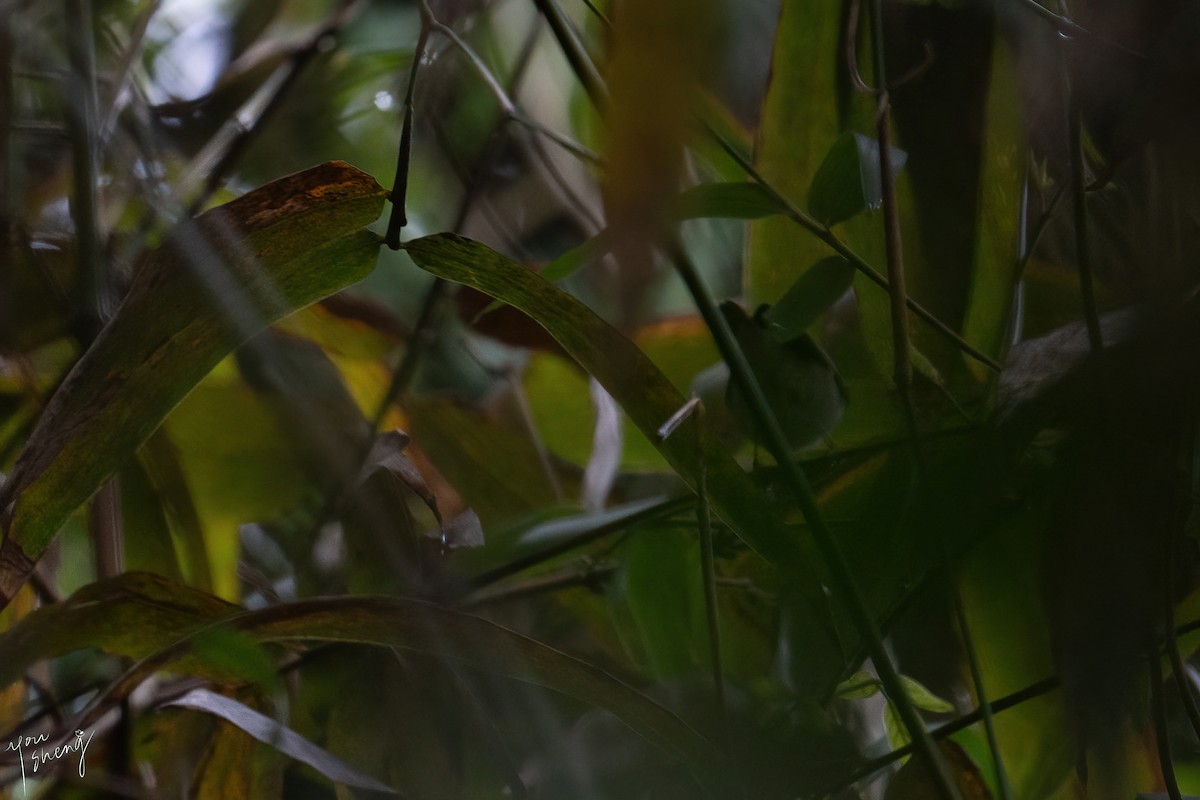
[0,162,386,605]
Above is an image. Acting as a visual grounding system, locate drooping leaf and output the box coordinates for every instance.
[9,574,722,771]
[168,687,396,795]
[401,233,828,607]
[0,162,386,607]
[808,132,908,227]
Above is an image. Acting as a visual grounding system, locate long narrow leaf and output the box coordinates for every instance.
[0,573,719,772]
[0,162,386,607]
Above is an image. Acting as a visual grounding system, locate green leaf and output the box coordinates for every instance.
[899,674,955,714]
[0,162,386,606]
[764,256,856,340]
[807,132,908,227]
[673,181,787,221]
[835,671,882,700]
[401,234,828,606]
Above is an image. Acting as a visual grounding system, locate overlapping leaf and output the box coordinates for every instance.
[0,162,387,607]
[0,573,719,771]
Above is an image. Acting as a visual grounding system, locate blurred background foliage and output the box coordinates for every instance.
[2,0,1200,797]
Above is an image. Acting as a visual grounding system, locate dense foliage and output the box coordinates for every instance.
[2,0,1200,798]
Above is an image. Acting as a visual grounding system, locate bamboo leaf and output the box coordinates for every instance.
[0,162,387,607]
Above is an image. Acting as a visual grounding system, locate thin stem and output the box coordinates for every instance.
[385,22,430,249]
[867,4,912,404]
[509,108,602,164]
[667,240,957,800]
[423,6,598,166]
[530,0,606,107]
